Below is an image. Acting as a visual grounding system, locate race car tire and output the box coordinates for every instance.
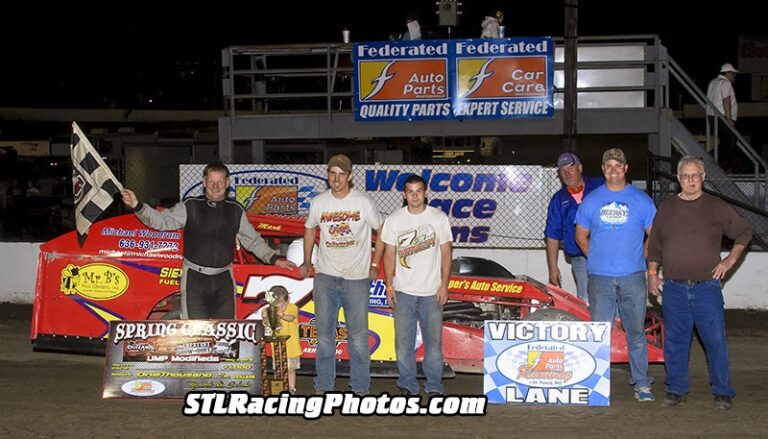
[522,308,580,322]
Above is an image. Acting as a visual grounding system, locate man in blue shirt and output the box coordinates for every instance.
[575,148,657,402]
[544,152,603,303]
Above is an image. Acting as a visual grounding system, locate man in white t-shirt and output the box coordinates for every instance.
[381,174,453,396]
[298,154,383,395]
[706,63,739,169]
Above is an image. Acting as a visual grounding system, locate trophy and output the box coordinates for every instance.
[260,290,290,395]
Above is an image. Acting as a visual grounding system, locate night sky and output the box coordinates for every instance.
[0,1,761,110]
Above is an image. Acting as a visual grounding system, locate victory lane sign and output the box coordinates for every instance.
[483,320,612,406]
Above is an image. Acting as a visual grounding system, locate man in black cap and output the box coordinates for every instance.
[544,152,603,303]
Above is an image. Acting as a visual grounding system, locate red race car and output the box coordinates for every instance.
[31,213,663,374]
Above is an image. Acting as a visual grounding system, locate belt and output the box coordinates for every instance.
[668,279,709,286]
[183,258,231,276]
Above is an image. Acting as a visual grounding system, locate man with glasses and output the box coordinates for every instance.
[648,155,752,410]
[575,148,657,402]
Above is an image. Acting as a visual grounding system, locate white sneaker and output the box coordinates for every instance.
[634,386,655,402]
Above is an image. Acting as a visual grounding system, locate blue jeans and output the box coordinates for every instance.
[394,292,445,394]
[312,273,371,393]
[570,256,589,303]
[589,271,652,389]
[662,279,735,397]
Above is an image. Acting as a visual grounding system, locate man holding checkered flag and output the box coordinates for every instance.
[71,122,123,247]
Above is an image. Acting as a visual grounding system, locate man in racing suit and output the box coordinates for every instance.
[121,161,295,319]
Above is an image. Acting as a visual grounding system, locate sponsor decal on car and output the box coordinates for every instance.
[448,278,523,294]
[60,263,129,300]
[159,267,182,286]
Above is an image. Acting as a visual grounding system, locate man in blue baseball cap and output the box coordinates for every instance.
[544,152,604,303]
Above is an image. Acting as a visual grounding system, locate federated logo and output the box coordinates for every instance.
[457,56,547,99]
[60,263,129,300]
[236,185,299,216]
[121,379,166,397]
[496,341,595,388]
[358,59,448,101]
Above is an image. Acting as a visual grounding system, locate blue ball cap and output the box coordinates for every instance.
[557,152,580,169]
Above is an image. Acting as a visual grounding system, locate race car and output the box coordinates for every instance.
[31,212,663,374]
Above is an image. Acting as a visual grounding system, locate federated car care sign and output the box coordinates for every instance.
[103,320,261,399]
[353,38,554,121]
[180,164,560,249]
[483,320,611,406]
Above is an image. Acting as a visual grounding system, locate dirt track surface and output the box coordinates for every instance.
[2,304,767,438]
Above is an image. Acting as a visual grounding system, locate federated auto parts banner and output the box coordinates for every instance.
[484,321,611,406]
[353,37,554,121]
[180,165,560,248]
[103,320,261,399]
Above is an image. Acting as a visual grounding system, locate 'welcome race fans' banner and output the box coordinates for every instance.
[354,37,554,121]
[103,320,261,399]
[180,164,560,248]
[484,320,611,406]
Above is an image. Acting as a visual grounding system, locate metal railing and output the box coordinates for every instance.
[221,43,354,118]
[668,56,768,207]
[221,35,668,118]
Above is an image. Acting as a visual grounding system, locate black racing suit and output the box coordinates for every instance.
[135,196,277,319]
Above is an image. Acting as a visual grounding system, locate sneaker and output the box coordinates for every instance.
[289,387,297,395]
[426,391,444,398]
[314,389,327,395]
[662,392,686,407]
[398,387,416,396]
[354,391,368,397]
[713,395,733,410]
[634,387,655,402]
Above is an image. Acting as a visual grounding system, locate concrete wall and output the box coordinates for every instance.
[452,248,768,310]
[1,242,42,303]
[2,243,766,309]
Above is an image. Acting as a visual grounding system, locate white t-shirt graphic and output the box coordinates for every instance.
[305,188,382,279]
[381,206,452,296]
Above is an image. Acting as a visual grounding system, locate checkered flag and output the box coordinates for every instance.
[71,122,123,247]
